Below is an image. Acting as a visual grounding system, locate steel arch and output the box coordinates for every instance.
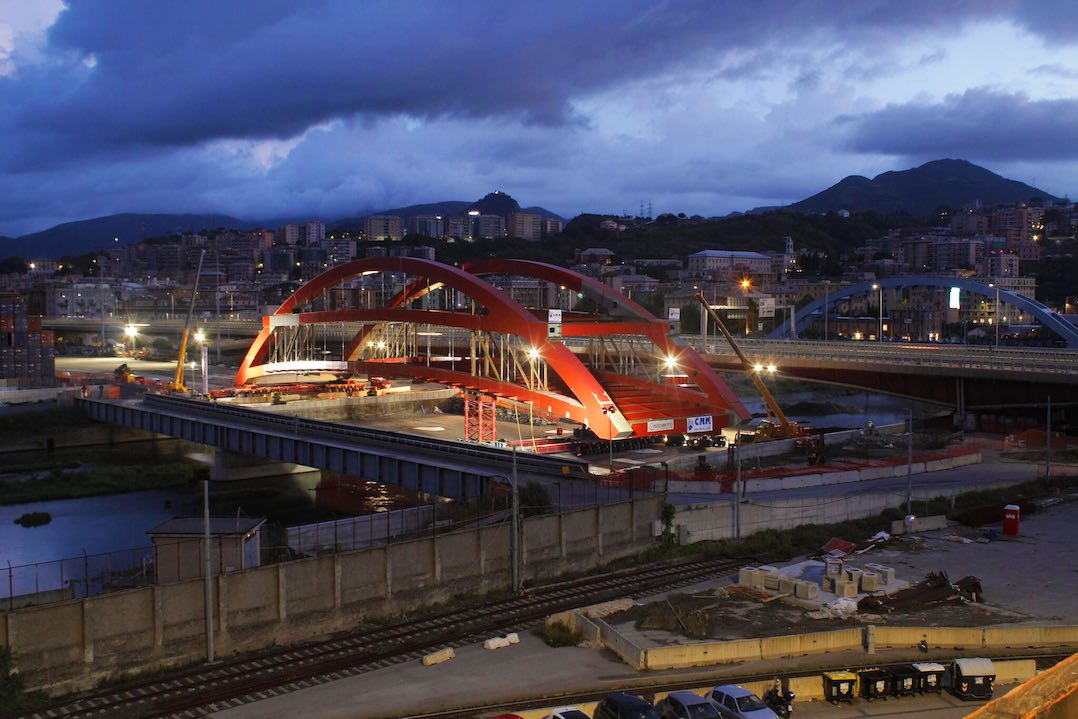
[770,276,1078,348]
[236,257,749,439]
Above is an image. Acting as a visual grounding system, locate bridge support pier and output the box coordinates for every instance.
[955,377,966,429]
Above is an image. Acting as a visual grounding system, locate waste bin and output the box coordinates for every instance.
[1002,504,1020,536]
[890,665,919,697]
[822,670,858,703]
[858,668,893,701]
[913,662,946,693]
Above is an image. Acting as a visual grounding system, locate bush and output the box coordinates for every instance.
[540,621,583,647]
[14,512,52,527]
[0,647,46,710]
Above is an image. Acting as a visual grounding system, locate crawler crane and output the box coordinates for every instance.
[695,292,815,442]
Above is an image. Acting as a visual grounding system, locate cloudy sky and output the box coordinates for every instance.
[1,1,1077,236]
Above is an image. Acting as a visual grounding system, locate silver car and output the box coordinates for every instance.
[708,685,778,719]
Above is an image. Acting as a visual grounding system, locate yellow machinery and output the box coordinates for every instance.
[695,292,813,442]
[167,249,206,393]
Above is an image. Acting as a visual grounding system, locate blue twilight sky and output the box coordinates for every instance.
[1,1,1078,236]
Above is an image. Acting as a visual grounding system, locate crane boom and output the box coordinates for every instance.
[695,292,796,437]
[172,249,206,392]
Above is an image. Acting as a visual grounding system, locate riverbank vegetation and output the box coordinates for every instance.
[0,464,196,505]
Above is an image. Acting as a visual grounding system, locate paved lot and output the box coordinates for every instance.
[209,499,1077,719]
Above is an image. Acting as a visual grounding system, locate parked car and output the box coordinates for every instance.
[546,707,592,719]
[708,685,778,719]
[593,692,662,719]
[657,690,721,719]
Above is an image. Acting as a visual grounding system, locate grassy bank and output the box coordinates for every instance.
[616,475,1078,569]
[0,464,196,505]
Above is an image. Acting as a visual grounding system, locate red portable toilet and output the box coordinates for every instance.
[1002,504,1020,536]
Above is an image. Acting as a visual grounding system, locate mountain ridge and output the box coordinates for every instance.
[791,158,1060,216]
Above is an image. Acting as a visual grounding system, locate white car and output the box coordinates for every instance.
[546,708,591,719]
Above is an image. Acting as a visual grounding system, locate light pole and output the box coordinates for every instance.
[906,408,913,517]
[602,406,615,472]
[740,278,751,336]
[822,279,830,341]
[991,283,1000,349]
[195,329,208,397]
[200,469,215,663]
[124,324,138,353]
[871,283,883,342]
[510,447,520,593]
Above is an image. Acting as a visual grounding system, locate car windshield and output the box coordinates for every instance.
[686,703,720,719]
[560,713,590,719]
[737,695,767,712]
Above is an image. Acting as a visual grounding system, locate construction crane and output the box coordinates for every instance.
[695,292,812,442]
[167,249,206,393]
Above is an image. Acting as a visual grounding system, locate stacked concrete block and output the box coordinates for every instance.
[834,580,858,598]
[739,567,767,589]
[759,566,781,591]
[778,577,796,595]
[865,563,895,584]
[795,581,819,600]
[825,557,844,577]
[861,572,881,592]
[821,575,837,593]
[845,567,863,586]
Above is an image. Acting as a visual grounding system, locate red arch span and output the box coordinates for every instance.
[236,257,748,438]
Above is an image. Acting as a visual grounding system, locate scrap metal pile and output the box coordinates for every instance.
[858,571,983,614]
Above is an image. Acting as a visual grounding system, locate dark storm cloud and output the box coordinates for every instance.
[838,89,1078,161]
[0,0,1030,166]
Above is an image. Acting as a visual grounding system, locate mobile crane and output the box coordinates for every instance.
[695,292,814,442]
[165,249,206,394]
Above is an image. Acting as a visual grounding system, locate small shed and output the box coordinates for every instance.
[148,516,265,584]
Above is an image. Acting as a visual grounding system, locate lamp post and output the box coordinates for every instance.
[740,278,751,336]
[124,324,138,353]
[991,283,1000,349]
[194,329,208,397]
[199,469,215,663]
[822,279,830,342]
[871,283,883,342]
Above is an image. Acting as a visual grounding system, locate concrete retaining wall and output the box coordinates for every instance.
[588,614,1078,674]
[675,474,1019,543]
[1,496,662,694]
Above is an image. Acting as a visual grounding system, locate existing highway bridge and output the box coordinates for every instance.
[687,337,1078,410]
[78,394,589,499]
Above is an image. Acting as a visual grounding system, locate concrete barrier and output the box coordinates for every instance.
[983,625,1078,649]
[760,628,863,659]
[645,638,762,670]
[593,617,646,670]
[873,626,985,650]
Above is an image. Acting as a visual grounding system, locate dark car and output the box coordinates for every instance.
[594,692,662,719]
[656,691,721,719]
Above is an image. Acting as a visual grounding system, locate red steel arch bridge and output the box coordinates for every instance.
[237,257,748,441]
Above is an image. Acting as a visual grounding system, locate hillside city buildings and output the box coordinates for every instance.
[0,196,1074,387]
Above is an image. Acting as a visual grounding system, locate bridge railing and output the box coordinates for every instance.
[136,394,589,475]
[680,336,1078,374]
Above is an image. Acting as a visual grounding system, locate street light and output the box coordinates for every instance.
[124,324,138,352]
[989,283,1000,349]
[871,283,883,342]
[740,278,751,336]
[602,406,616,473]
[822,279,831,341]
[194,328,208,397]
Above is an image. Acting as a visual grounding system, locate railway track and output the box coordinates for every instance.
[7,555,750,719]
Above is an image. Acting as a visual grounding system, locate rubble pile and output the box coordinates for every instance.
[858,571,983,614]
